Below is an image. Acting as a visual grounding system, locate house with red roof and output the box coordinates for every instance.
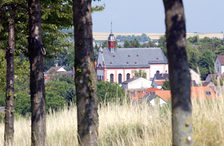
[146,86,217,106]
[214,55,224,75]
[151,71,168,89]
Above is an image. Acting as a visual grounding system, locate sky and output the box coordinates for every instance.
[92,0,224,33]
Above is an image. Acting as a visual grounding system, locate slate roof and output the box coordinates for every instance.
[102,47,167,68]
[154,72,169,80]
[217,55,224,65]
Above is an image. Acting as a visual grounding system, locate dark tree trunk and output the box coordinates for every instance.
[163,0,192,145]
[4,4,15,146]
[73,0,99,145]
[28,0,46,145]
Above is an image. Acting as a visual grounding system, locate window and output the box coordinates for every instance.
[126,73,130,80]
[110,74,114,83]
[118,74,122,83]
[206,91,211,95]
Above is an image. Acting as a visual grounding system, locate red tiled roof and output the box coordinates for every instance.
[155,90,171,102]
[44,76,51,80]
[146,88,161,92]
[46,67,61,73]
[155,80,165,86]
[191,86,216,99]
[131,92,146,100]
[155,87,217,102]
[217,55,224,65]
[208,73,219,79]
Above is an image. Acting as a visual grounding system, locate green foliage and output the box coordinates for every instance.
[133,70,147,78]
[186,42,200,71]
[97,81,125,103]
[141,40,157,48]
[162,79,170,90]
[123,39,140,48]
[116,33,150,42]
[45,80,76,110]
[198,50,215,79]
[158,35,167,56]
[211,76,224,86]
[15,91,30,116]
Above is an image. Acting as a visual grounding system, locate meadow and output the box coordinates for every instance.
[1,98,224,146]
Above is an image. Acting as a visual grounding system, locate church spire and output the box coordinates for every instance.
[108,22,116,52]
[110,22,112,33]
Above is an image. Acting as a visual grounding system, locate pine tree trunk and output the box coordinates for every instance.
[73,0,99,145]
[163,0,193,145]
[28,0,46,145]
[4,4,15,146]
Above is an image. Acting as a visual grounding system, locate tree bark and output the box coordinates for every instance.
[73,0,99,145]
[4,4,15,146]
[28,0,46,146]
[163,0,192,145]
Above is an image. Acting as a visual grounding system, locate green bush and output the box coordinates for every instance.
[97,81,125,103]
[15,91,30,116]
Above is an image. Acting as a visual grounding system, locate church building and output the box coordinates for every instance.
[96,32,168,84]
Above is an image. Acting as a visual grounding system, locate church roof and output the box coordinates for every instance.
[102,47,167,68]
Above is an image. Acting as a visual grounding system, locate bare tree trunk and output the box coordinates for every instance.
[4,4,15,146]
[163,0,192,145]
[73,0,99,145]
[28,0,46,145]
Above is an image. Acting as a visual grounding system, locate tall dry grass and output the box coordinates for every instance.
[1,98,224,146]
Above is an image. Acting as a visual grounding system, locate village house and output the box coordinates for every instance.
[96,32,168,84]
[145,86,217,106]
[214,55,224,74]
[121,77,152,90]
[44,66,74,82]
[151,71,168,89]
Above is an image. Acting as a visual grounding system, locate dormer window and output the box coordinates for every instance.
[206,91,211,95]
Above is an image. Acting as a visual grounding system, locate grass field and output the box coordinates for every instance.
[1,98,224,146]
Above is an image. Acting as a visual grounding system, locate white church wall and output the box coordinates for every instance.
[131,69,150,80]
[124,69,132,80]
[150,64,168,79]
[106,70,115,82]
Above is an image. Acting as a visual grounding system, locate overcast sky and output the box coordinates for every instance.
[92,0,224,33]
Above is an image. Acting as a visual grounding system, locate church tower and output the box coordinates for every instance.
[108,22,116,52]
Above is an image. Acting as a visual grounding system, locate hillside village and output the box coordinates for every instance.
[1,0,224,145]
[43,32,224,107]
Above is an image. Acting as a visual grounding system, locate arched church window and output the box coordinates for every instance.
[126,73,130,80]
[110,74,114,83]
[118,73,122,83]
